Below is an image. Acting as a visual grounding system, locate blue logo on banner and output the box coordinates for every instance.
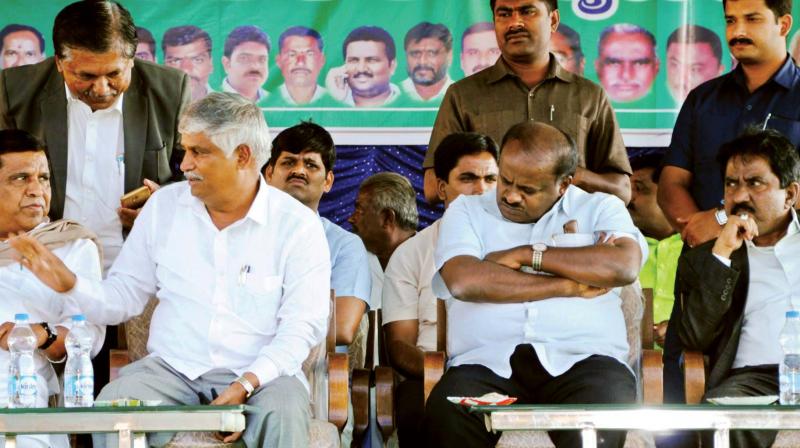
[573,0,619,20]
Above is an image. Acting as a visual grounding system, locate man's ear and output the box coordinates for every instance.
[558,175,573,195]
[323,170,334,193]
[380,208,396,229]
[786,181,800,209]
[264,163,274,182]
[550,8,560,34]
[779,14,793,38]
[436,178,448,203]
[235,144,253,168]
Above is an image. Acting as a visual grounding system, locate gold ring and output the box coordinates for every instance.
[739,213,749,220]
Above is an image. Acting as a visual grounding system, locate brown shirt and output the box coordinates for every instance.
[424,55,631,176]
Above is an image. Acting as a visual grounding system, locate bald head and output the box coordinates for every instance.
[500,122,578,181]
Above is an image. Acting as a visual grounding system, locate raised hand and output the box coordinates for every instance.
[8,233,77,293]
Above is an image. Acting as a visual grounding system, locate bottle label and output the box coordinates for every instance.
[18,375,37,398]
[77,375,94,398]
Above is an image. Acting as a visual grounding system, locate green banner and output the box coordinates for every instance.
[2,0,799,133]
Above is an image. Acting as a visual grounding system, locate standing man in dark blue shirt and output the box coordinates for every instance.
[659,0,799,249]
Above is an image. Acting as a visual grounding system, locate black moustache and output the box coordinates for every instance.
[413,65,435,72]
[288,176,307,183]
[729,38,754,46]
[505,31,530,40]
[731,204,756,215]
[353,72,373,78]
[247,71,263,76]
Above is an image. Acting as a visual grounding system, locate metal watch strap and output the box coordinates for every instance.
[234,376,255,398]
[39,323,57,350]
[715,208,728,226]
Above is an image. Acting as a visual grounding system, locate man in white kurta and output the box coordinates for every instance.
[0,129,104,448]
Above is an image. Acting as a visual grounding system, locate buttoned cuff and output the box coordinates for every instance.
[244,356,280,388]
[712,253,732,267]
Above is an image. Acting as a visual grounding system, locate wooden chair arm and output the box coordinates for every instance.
[641,349,663,404]
[351,367,371,445]
[683,350,706,404]
[375,366,395,442]
[327,352,349,432]
[109,349,130,382]
[423,351,445,405]
[641,288,655,350]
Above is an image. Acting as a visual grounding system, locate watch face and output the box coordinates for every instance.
[533,243,548,252]
[716,209,728,225]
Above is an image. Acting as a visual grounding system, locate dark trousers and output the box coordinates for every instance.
[701,365,779,448]
[422,344,636,448]
[396,378,424,447]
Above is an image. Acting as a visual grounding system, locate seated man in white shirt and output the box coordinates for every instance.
[10,93,331,448]
[0,129,104,448]
[382,132,498,447]
[677,128,800,448]
[424,121,647,448]
[264,121,371,346]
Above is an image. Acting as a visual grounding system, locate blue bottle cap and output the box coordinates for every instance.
[14,313,29,321]
[787,310,800,318]
[72,315,86,322]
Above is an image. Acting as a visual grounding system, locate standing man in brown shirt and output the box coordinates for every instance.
[423,0,631,204]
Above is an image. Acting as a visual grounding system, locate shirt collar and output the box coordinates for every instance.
[789,208,800,236]
[486,53,573,85]
[222,77,267,101]
[179,175,270,226]
[64,83,124,113]
[731,54,797,91]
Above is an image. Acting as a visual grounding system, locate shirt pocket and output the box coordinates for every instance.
[235,275,283,333]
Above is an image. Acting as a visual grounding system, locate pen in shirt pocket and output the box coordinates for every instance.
[116,154,125,175]
[238,265,252,286]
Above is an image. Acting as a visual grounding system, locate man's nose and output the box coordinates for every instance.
[179,151,194,172]
[92,77,112,96]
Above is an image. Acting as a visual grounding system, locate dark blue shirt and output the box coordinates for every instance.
[664,55,800,211]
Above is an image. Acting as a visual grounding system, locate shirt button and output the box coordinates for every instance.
[528,91,533,97]
[745,104,752,111]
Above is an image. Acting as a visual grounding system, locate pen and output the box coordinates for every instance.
[550,105,555,122]
[238,265,251,286]
[116,155,124,175]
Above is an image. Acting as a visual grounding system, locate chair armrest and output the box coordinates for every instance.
[424,351,445,405]
[327,352,349,432]
[351,367,371,445]
[109,349,130,382]
[641,349,663,404]
[375,366,395,441]
[683,350,706,404]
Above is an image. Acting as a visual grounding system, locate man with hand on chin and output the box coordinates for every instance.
[10,93,331,448]
[677,128,800,448]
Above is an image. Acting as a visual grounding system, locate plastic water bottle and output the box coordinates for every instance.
[779,310,800,405]
[7,313,38,408]
[64,315,94,408]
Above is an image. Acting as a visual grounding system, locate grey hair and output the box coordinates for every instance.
[599,23,656,52]
[178,92,271,169]
[360,172,418,231]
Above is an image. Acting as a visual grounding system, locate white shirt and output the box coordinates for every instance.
[222,77,268,102]
[279,83,327,106]
[63,85,125,273]
[434,186,648,378]
[66,178,331,390]
[400,76,453,103]
[732,210,800,368]
[0,231,104,448]
[382,220,439,352]
[343,83,401,107]
[368,253,384,310]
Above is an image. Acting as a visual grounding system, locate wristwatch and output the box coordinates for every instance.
[714,208,728,226]
[234,376,255,398]
[38,323,57,350]
[531,243,548,272]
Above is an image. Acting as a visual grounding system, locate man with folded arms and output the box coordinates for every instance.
[423,121,646,448]
[10,93,331,448]
[0,129,103,448]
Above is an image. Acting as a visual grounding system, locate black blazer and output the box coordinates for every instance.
[0,57,190,219]
[677,241,750,391]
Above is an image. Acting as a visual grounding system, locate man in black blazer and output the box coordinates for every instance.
[677,128,800,448]
[0,0,189,234]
